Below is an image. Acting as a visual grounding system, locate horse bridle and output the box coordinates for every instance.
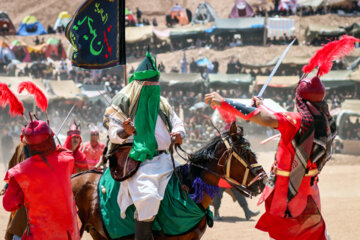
[219,135,266,189]
[173,134,266,197]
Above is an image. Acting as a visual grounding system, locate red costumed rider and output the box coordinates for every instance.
[1,81,80,240]
[63,120,87,173]
[205,36,359,239]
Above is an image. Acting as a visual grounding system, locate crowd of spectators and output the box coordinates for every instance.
[342,118,360,140]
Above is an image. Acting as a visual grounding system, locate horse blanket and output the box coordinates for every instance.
[98,168,213,238]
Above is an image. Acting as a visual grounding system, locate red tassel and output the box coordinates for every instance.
[303,35,360,76]
[214,105,236,124]
[0,83,24,117]
[18,81,48,112]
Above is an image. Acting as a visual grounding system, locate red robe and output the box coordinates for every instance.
[80,141,105,169]
[63,135,87,173]
[3,149,80,240]
[255,112,326,240]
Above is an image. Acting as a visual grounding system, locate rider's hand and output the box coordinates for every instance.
[204,92,224,108]
[170,132,183,145]
[251,96,263,108]
[122,118,136,136]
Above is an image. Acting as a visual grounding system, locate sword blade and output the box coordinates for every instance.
[55,104,76,137]
[258,39,296,97]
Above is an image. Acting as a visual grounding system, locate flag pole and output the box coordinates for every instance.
[119,0,127,85]
[123,65,127,86]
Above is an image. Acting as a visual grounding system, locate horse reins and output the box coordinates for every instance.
[171,133,265,198]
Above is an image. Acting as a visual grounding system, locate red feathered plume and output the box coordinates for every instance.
[303,35,360,76]
[18,81,48,112]
[0,83,24,117]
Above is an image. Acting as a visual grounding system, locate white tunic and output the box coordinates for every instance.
[109,111,185,221]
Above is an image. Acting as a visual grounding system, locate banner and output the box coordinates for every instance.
[65,0,126,69]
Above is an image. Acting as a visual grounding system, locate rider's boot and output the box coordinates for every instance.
[135,219,153,240]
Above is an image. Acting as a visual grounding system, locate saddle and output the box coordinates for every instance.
[107,144,140,182]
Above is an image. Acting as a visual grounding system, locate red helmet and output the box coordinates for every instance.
[296,76,325,102]
[21,120,56,155]
[67,121,81,136]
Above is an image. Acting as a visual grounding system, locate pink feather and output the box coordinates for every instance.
[0,83,24,117]
[18,81,48,112]
[303,35,360,76]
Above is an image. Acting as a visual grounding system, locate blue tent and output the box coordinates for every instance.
[17,15,47,36]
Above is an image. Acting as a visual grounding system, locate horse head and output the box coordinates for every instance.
[188,122,266,197]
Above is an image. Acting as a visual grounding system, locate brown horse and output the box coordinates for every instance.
[71,123,266,239]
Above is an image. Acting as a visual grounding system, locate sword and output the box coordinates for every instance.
[55,104,76,137]
[257,39,296,98]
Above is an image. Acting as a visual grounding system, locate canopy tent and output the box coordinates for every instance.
[345,22,360,37]
[17,15,47,36]
[308,70,354,88]
[159,73,204,91]
[212,98,285,123]
[126,26,153,44]
[192,2,218,24]
[240,56,278,69]
[340,99,360,115]
[267,17,295,39]
[298,0,357,8]
[54,11,71,31]
[0,40,15,63]
[0,12,16,35]
[80,84,108,103]
[282,56,309,66]
[247,0,275,11]
[208,73,253,89]
[335,99,360,142]
[297,0,324,8]
[210,17,265,45]
[212,17,265,32]
[229,0,254,18]
[305,24,346,43]
[350,66,360,82]
[169,24,209,39]
[48,80,82,100]
[10,40,31,62]
[256,75,300,88]
[256,70,354,89]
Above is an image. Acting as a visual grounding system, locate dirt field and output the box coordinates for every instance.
[0,151,359,239]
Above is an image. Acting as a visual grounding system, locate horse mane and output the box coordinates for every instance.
[188,126,256,165]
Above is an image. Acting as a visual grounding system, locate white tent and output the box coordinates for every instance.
[54,11,71,31]
[192,2,218,24]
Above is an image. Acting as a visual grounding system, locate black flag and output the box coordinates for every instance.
[65,0,126,69]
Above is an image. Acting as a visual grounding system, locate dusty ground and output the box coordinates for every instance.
[0,151,359,239]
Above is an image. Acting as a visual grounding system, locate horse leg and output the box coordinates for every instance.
[72,172,108,239]
[88,225,108,240]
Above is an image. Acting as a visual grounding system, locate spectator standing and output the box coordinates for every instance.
[136,7,142,23]
[180,51,188,74]
[189,58,197,73]
[212,59,219,73]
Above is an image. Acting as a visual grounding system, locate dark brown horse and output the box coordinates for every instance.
[71,124,266,239]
